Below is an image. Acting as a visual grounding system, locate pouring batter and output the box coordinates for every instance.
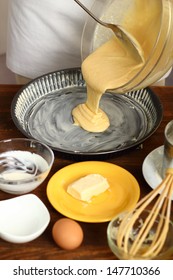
[72,0,162,133]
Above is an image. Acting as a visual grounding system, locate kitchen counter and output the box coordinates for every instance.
[0,84,172,260]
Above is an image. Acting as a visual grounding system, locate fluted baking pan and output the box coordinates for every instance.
[11,68,162,155]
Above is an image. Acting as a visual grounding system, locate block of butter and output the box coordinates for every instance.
[67,174,109,202]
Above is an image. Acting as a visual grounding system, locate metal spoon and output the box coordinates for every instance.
[74,0,145,62]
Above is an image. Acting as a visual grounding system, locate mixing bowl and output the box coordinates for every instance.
[81,0,173,93]
[0,138,54,194]
[107,209,173,260]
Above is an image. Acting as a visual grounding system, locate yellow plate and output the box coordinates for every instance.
[47,161,140,223]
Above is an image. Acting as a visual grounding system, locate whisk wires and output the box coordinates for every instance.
[116,171,173,258]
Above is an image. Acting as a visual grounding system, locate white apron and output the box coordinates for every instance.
[6,0,94,78]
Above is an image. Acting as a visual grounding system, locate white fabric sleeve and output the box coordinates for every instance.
[6,0,94,79]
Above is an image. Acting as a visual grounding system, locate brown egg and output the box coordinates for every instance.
[52,218,84,250]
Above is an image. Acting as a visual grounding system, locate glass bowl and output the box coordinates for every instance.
[81,0,173,93]
[107,209,173,260]
[0,138,54,194]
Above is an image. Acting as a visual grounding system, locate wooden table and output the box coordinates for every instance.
[0,84,173,260]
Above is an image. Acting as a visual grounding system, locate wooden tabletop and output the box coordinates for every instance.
[0,84,173,260]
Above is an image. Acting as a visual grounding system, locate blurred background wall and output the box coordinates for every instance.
[0,0,9,55]
[0,0,15,83]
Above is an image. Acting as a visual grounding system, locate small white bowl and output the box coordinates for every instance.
[0,194,50,243]
[0,138,54,194]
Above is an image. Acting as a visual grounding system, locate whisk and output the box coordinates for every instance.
[116,168,173,258]
[0,156,37,176]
